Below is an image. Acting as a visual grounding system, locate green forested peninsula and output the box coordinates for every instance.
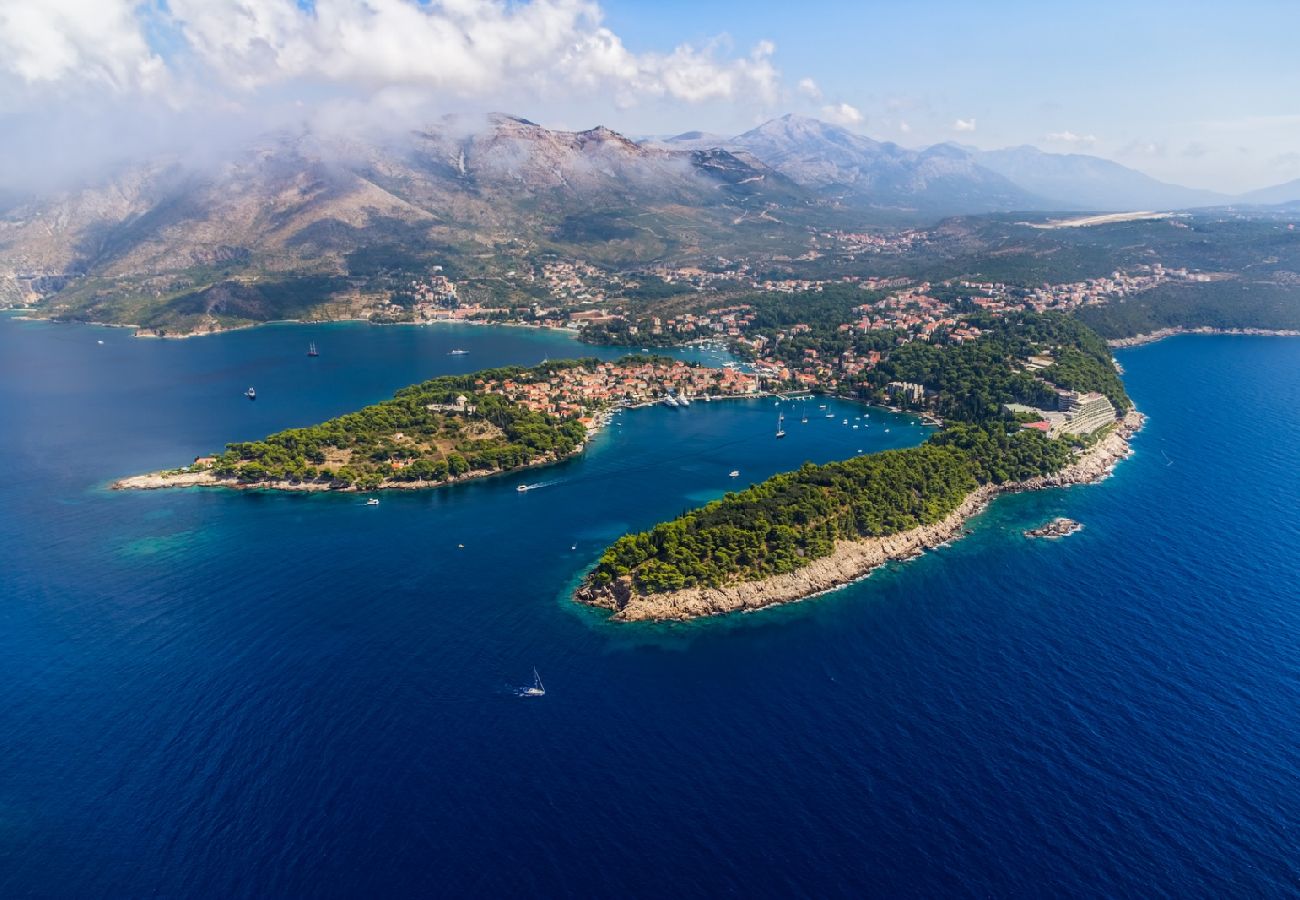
[587,423,1074,595]
[211,366,589,489]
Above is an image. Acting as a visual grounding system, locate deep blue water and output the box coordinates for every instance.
[1,317,1298,897]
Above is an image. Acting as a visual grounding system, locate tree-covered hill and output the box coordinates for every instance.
[210,364,590,490]
[586,423,1074,595]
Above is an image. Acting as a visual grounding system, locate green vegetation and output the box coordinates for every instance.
[211,364,589,490]
[860,313,1130,418]
[589,423,1073,595]
[1077,280,1300,339]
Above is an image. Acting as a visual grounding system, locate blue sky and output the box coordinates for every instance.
[593,0,1300,191]
[0,0,1297,192]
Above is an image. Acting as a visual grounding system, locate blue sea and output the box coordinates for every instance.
[1,316,1297,897]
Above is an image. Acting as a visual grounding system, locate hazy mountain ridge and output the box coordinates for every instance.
[648,115,1300,213]
[4,111,1299,331]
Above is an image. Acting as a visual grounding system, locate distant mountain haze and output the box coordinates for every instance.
[4,112,1300,301]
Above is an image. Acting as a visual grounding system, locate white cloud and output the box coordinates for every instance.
[0,0,164,93]
[797,77,821,100]
[1119,139,1165,157]
[0,0,783,109]
[820,102,863,126]
[898,120,912,134]
[953,117,976,132]
[164,0,781,106]
[1045,130,1097,146]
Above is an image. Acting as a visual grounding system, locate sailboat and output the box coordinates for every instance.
[775,411,786,439]
[518,668,546,697]
[801,401,808,424]
[307,342,318,357]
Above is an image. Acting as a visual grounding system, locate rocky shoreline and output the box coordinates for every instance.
[1108,327,1300,348]
[575,410,1144,623]
[112,445,584,493]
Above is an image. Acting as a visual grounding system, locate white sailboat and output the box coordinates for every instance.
[518,668,546,697]
[775,410,786,439]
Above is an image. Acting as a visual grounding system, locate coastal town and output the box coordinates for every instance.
[478,358,759,423]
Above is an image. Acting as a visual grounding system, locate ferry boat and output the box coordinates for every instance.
[307,342,318,357]
[518,668,546,698]
[245,387,256,400]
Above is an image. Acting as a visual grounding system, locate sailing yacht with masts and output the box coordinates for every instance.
[518,668,545,697]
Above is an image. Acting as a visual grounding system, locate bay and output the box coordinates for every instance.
[1,316,1297,896]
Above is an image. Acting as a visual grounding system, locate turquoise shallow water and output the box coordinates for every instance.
[1,316,1298,896]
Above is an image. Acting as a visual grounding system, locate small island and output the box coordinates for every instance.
[1025,518,1083,539]
[114,357,759,492]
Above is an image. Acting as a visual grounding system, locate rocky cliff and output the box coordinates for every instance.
[575,411,1144,622]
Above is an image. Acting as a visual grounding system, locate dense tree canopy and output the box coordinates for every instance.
[589,423,1074,595]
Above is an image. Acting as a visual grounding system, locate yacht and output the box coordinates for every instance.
[245,387,256,400]
[729,470,740,478]
[448,349,469,356]
[518,668,546,698]
[365,497,379,506]
[678,394,692,407]
[662,395,679,408]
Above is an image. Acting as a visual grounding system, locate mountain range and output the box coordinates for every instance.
[2,112,1298,326]
[650,114,1295,213]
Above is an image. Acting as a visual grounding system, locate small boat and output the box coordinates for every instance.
[449,349,469,356]
[518,668,546,698]
[245,387,256,400]
[307,342,318,357]
[884,428,891,433]
[852,424,859,429]
[366,497,379,506]
[842,419,847,425]
[96,339,104,345]
[825,413,834,418]
[517,484,533,492]
[729,470,740,478]
[818,404,826,410]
